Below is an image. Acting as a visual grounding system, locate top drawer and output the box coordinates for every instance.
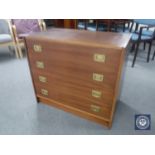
[26,40,122,73]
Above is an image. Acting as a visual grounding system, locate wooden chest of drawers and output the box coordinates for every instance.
[25,28,131,128]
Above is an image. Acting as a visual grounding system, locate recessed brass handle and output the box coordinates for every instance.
[41,89,48,96]
[92,90,102,98]
[33,45,42,52]
[93,73,104,82]
[36,61,44,69]
[39,76,47,83]
[94,53,105,63]
[91,104,101,112]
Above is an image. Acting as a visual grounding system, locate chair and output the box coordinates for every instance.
[130,24,155,67]
[0,19,19,58]
[96,19,111,31]
[76,19,98,31]
[11,19,46,58]
[141,25,155,61]
[86,20,97,31]
[76,19,89,30]
[96,19,130,32]
[112,19,133,32]
[142,28,155,61]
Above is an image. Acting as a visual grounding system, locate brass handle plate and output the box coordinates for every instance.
[91,104,101,112]
[36,61,44,69]
[33,45,42,52]
[92,90,102,98]
[41,89,48,96]
[39,76,47,83]
[93,73,104,82]
[94,53,105,63]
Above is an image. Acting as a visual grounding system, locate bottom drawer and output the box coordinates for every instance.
[37,96,111,127]
[35,85,112,120]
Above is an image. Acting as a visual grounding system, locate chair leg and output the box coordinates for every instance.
[84,19,87,30]
[123,22,125,32]
[132,42,140,67]
[12,43,20,58]
[18,46,23,58]
[96,22,99,31]
[152,50,155,60]
[127,22,130,29]
[143,42,146,50]
[147,42,152,62]
[14,46,20,58]
[114,24,117,32]
[130,43,135,52]
[17,42,23,58]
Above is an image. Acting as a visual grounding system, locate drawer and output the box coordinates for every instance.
[27,41,122,73]
[31,67,117,93]
[33,76,113,108]
[35,84,111,120]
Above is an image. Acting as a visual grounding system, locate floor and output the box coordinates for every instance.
[0,44,155,135]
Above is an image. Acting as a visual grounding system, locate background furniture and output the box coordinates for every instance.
[112,19,133,32]
[47,19,133,32]
[135,20,155,61]
[96,19,132,32]
[11,19,46,58]
[76,19,97,31]
[76,19,88,30]
[0,19,19,58]
[96,19,113,31]
[130,19,155,67]
[25,28,131,128]
[46,19,93,29]
[51,19,77,29]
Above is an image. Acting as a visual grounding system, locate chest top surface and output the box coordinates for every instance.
[26,28,131,49]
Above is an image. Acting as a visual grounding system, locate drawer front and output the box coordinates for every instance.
[35,84,111,120]
[27,42,121,93]
[30,66,116,93]
[26,41,120,120]
[27,41,122,73]
[32,72,113,108]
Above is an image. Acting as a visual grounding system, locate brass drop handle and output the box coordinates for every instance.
[39,76,47,83]
[33,44,42,52]
[94,53,106,63]
[41,89,48,96]
[93,73,104,82]
[36,61,44,69]
[92,90,102,98]
[91,105,101,112]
